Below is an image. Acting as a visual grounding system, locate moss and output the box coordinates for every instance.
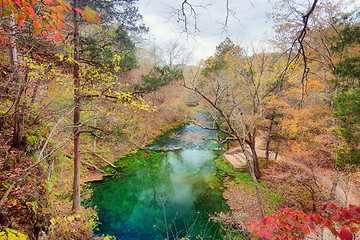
[113,150,167,175]
[215,154,283,214]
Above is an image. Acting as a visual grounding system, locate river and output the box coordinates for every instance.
[88,113,229,239]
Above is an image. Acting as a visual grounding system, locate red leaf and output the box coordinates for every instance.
[15,0,21,7]
[54,30,62,41]
[355,206,360,213]
[339,228,353,240]
[330,212,341,221]
[17,13,26,27]
[342,209,352,219]
[259,228,272,240]
[75,8,83,14]
[43,31,48,39]
[301,224,310,235]
[27,5,35,17]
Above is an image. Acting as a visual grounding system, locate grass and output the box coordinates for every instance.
[214,154,283,214]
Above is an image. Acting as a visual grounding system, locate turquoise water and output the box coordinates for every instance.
[88,114,229,239]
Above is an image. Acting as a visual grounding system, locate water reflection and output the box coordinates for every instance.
[89,114,228,239]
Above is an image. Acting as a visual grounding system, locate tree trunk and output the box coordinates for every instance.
[71,0,81,214]
[13,104,24,147]
[265,115,275,169]
[9,13,24,148]
[236,135,264,218]
[250,144,261,179]
[244,149,265,218]
[249,130,261,179]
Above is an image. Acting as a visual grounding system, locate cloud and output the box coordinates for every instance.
[138,0,275,65]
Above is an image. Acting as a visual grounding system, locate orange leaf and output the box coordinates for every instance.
[74,8,83,14]
[16,13,26,27]
[58,12,65,21]
[57,0,71,12]
[54,19,64,30]
[82,7,99,23]
[45,24,52,32]
[33,19,42,30]
[0,0,9,8]
[15,0,21,8]
[55,4,63,14]
[27,5,35,17]
[34,29,42,35]
[47,19,55,30]
[43,0,54,5]
[43,31,48,39]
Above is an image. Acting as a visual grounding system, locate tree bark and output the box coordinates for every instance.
[243,146,265,218]
[9,13,24,148]
[249,129,261,179]
[265,113,275,169]
[71,0,81,214]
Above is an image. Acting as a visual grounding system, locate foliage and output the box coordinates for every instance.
[77,0,146,71]
[0,228,27,240]
[210,212,250,240]
[49,208,99,239]
[79,24,137,71]
[0,0,99,39]
[201,37,237,77]
[134,66,184,93]
[334,87,360,165]
[332,12,360,166]
[78,0,146,32]
[0,0,72,39]
[247,203,360,240]
[114,150,167,175]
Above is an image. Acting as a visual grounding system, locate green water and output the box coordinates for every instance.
[88,114,229,239]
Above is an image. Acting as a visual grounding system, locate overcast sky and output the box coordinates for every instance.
[137,0,275,65]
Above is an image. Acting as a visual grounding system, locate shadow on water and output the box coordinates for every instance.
[87,113,229,239]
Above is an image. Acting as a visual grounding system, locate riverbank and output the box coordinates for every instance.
[220,142,360,226]
[0,109,192,239]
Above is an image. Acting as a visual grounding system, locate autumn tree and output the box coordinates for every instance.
[0,0,74,148]
[184,39,285,217]
[0,0,102,215]
[332,10,360,166]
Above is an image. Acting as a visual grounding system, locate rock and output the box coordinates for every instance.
[224,152,247,171]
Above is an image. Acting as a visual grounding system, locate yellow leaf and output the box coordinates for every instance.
[50,217,57,225]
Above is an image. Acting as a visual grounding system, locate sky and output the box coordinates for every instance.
[137,0,275,65]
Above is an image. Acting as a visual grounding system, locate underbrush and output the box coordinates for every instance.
[215,156,288,219]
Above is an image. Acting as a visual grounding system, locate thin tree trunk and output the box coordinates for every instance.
[9,13,24,148]
[244,149,265,218]
[265,115,275,169]
[249,130,261,179]
[9,13,17,67]
[235,134,264,218]
[71,0,81,214]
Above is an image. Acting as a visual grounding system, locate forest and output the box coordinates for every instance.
[0,0,359,239]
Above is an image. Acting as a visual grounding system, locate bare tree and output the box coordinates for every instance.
[163,39,193,66]
[182,44,282,217]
